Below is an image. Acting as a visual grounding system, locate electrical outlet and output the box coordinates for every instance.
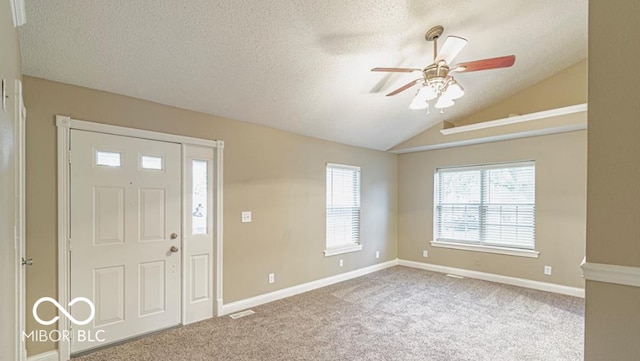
[268,273,275,284]
[241,211,252,223]
[375,251,380,259]
[339,259,343,267]
[422,250,428,258]
[544,266,552,276]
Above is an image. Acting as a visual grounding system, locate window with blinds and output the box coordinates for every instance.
[434,161,535,250]
[326,163,361,250]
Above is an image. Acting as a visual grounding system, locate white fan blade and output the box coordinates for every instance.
[435,36,467,64]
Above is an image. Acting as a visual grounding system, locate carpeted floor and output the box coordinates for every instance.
[73,266,584,361]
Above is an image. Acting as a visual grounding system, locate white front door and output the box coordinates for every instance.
[69,130,181,354]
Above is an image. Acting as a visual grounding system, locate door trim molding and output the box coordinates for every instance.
[56,117,220,148]
[56,117,71,360]
[55,115,224,361]
[14,79,27,361]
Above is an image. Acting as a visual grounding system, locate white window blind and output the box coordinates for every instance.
[435,161,535,250]
[326,163,360,250]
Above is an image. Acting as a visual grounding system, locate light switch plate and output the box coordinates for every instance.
[241,211,252,223]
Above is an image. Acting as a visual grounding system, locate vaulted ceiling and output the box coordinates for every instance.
[18,0,587,150]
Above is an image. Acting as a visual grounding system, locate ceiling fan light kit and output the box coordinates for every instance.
[372,25,516,115]
[435,95,455,109]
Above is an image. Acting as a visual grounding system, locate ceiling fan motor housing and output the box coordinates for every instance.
[423,63,450,91]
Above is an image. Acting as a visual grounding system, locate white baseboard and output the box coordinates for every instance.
[221,259,399,315]
[28,350,59,361]
[398,259,585,298]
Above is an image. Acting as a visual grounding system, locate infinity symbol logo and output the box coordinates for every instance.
[33,297,96,326]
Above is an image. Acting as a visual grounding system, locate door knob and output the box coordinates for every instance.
[22,257,33,266]
[170,246,179,253]
[170,233,178,239]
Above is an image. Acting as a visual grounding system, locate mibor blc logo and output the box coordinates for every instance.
[33,297,95,325]
[23,297,106,343]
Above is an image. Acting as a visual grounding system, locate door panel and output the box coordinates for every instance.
[94,266,125,327]
[94,186,125,245]
[139,188,166,242]
[190,254,209,302]
[139,261,166,316]
[70,130,181,354]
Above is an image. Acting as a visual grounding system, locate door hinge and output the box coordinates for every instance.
[68,238,72,252]
[68,149,72,163]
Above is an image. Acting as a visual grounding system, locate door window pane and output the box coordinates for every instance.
[141,155,163,170]
[192,160,208,235]
[96,151,121,167]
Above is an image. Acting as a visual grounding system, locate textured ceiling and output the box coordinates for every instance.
[18,0,587,151]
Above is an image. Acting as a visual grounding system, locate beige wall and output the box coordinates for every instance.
[456,60,587,126]
[585,0,640,359]
[0,2,22,361]
[398,130,587,287]
[23,76,398,355]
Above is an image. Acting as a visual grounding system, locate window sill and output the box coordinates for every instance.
[430,240,540,258]
[324,244,363,257]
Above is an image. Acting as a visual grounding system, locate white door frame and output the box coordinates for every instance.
[56,115,224,361]
[14,80,27,361]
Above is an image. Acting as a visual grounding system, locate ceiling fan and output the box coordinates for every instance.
[372,25,515,112]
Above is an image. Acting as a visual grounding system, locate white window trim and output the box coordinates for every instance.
[430,239,540,258]
[326,162,361,171]
[325,162,361,257]
[433,160,537,255]
[436,160,534,171]
[324,243,364,257]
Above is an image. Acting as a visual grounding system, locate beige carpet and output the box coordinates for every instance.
[73,266,584,361]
